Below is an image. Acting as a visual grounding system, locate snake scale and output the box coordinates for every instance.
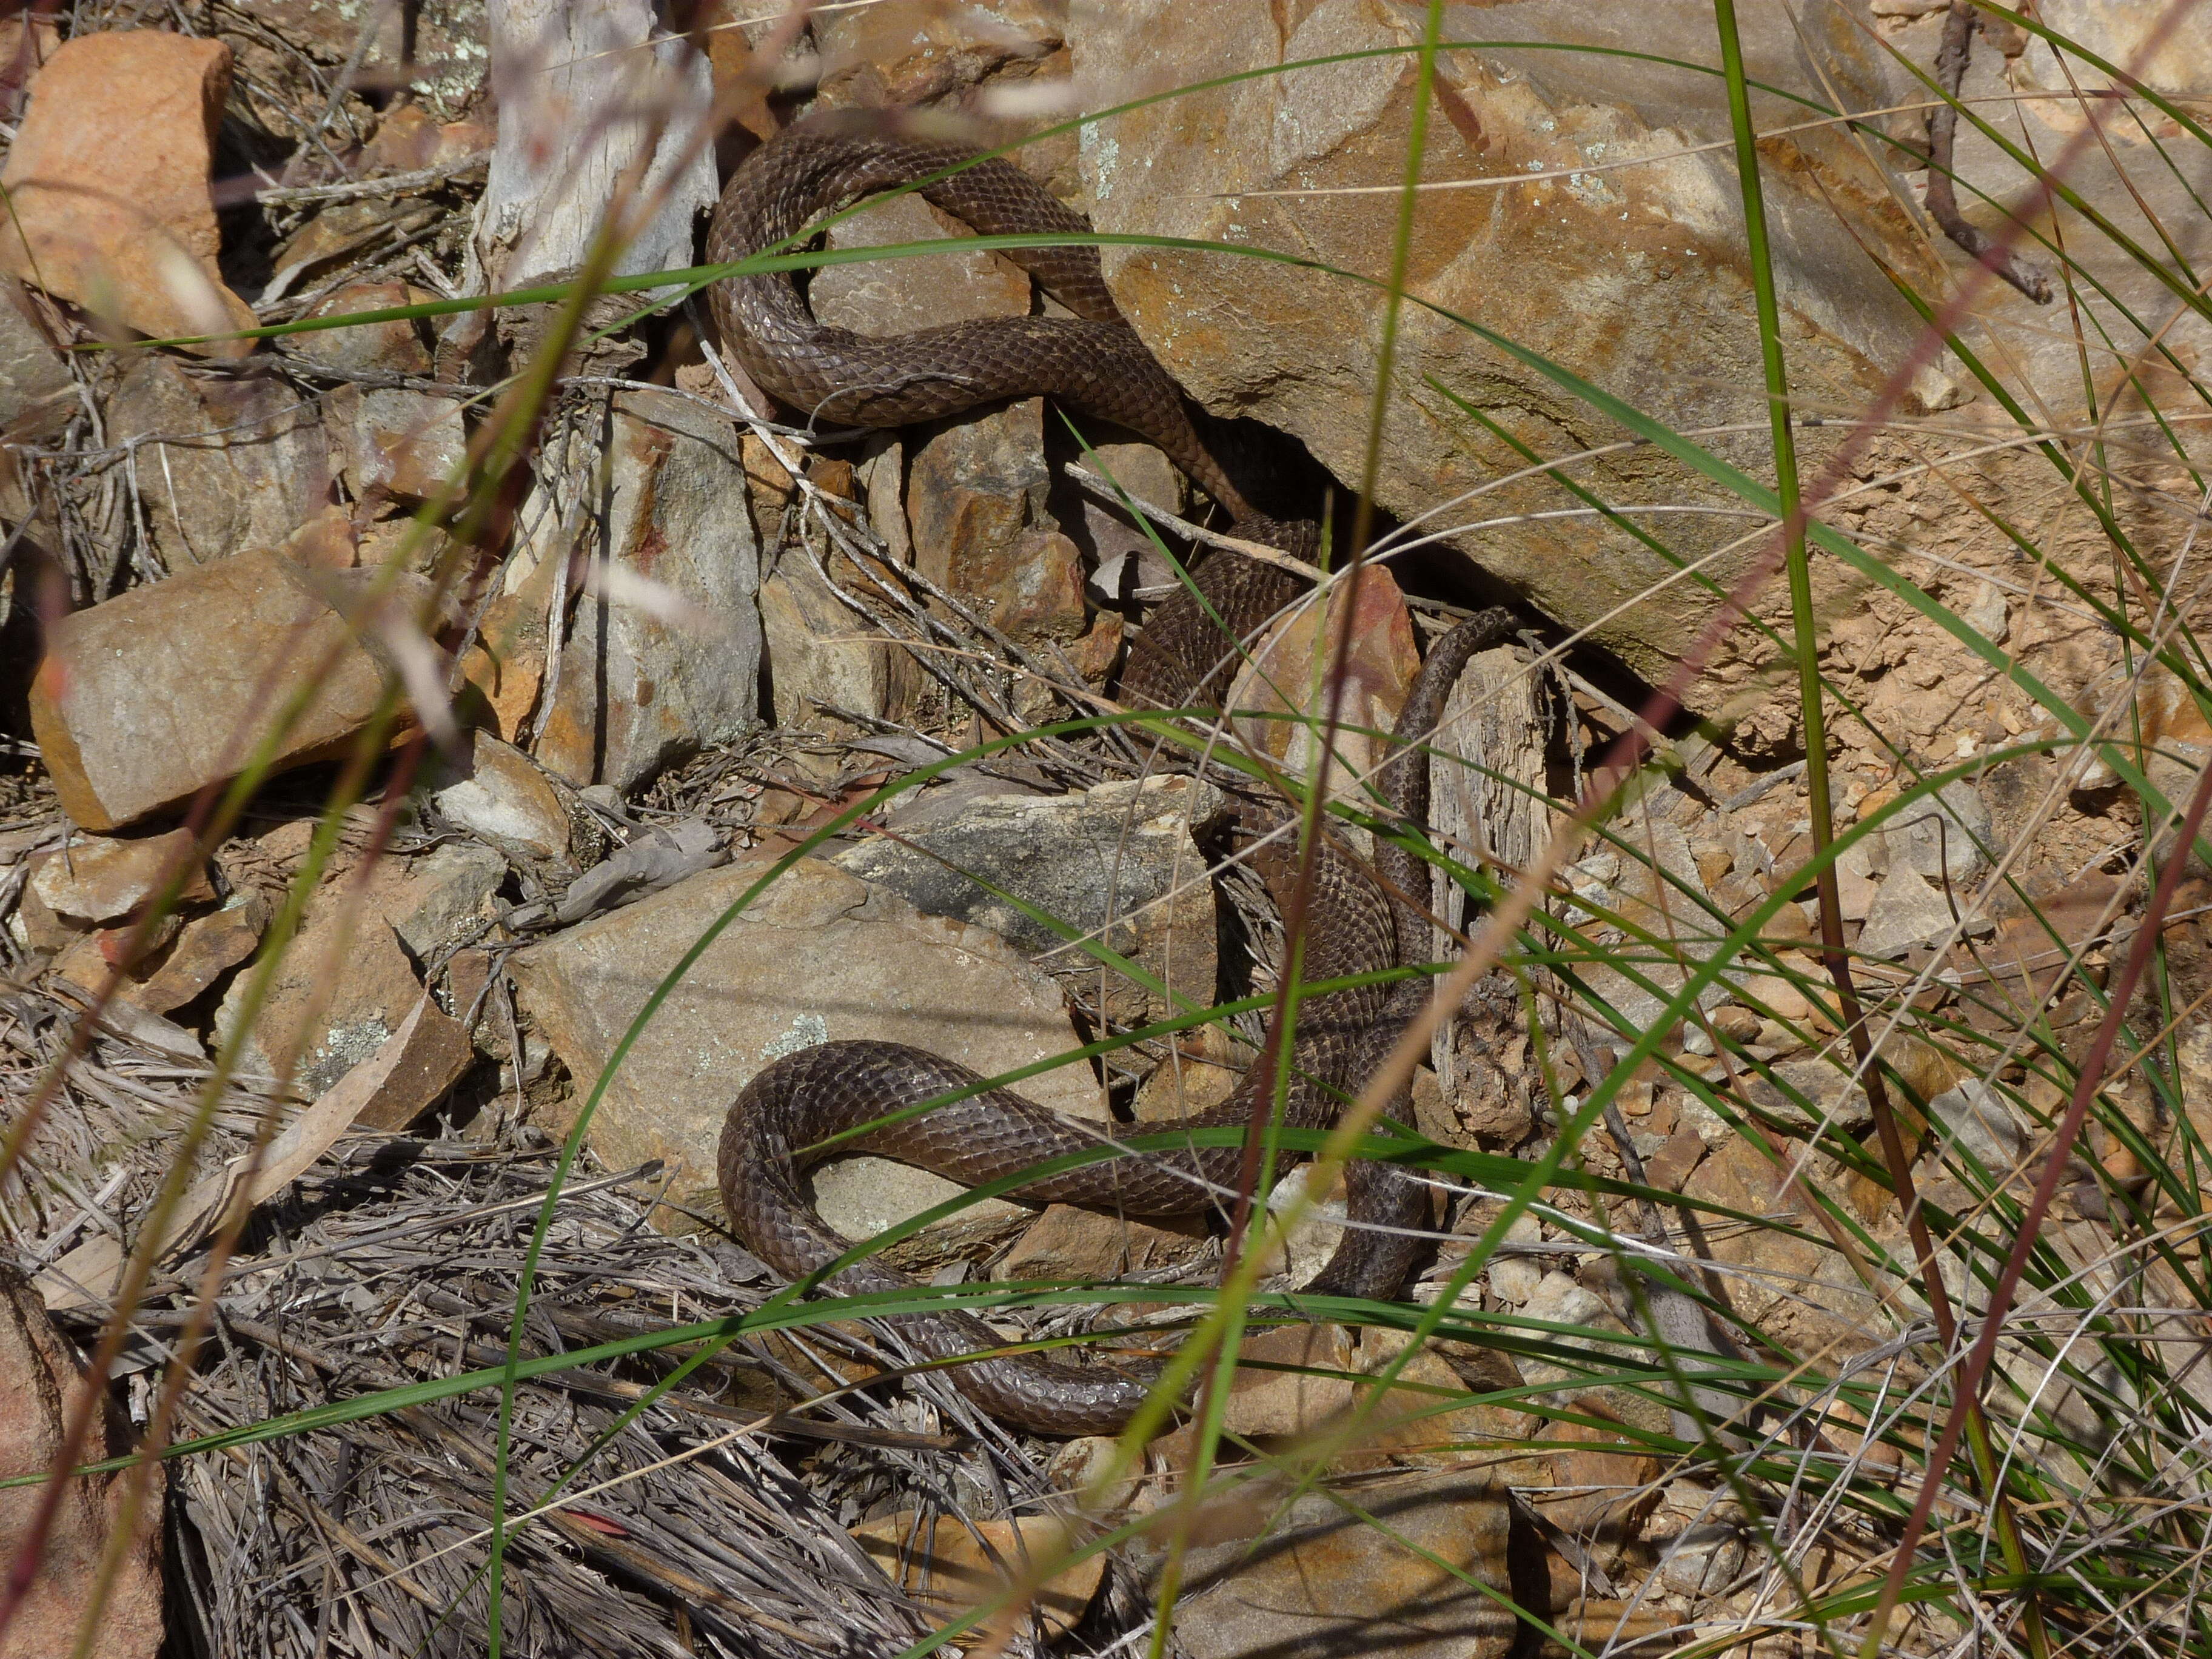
[709,112,1510,1434]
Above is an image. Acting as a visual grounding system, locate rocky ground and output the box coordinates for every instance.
[1,4,2208,1658]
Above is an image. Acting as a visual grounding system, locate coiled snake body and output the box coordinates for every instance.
[710,113,1509,1434]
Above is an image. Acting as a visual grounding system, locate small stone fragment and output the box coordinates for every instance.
[432,732,572,862]
[127,895,266,1014]
[1887,779,1994,883]
[1744,1055,1874,1134]
[907,398,1078,637]
[994,1205,1207,1284]
[850,1513,1101,1641]
[1228,567,1420,803]
[365,842,509,960]
[1643,1126,1709,1193]
[29,828,212,923]
[1167,1469,1514,1659]
[307,285,467,505]
[0,32,256,352]
[1857,862,1957,957]
[29,550,430,833]
[834,774,1225,1024]
[759,545,911,729]
[215,911,435,1098]
[1928,1077,2030,1176]
[347,995,475,1132]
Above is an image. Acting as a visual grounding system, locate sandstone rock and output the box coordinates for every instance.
[1528,1418,1664,1557]
[1341,1329,1524,1469]
[1929,1077,2029,1178]
[1208,1321,1359,1438]
[1886,779,1994,884]
[215,905,450,1101]
[0,287,70,437]
[101,355,336,571]
[508,855,1104,1218]
[306,284,467,506]
[814,0,1064,111]
[995,1203,1207,1284]
[0,1264,164,1659]
[1071,1,1965,705]
[1857,861,1957,957]
[432,732,572,863]
[1744,1054,1873,1134]
[28,828,212,923]
[1227,566,1420,803]
[365,841,509,961]
[29,551,430,832]
[759,543,910,729]
[908,398,1086,641]
[1680,1132,1883,1353]
[850,1512,1101,1641]
[0,31,256,352]
[532,389,762,793]
[1167,1468,1514,1659]
[811,188,1034,338]
[833,774,1225,1023]
[1133,1024,1245,1121]
[127,894,266,1015]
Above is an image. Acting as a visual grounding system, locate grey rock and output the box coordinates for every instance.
[1167,1469,1514,1659]
[832,774,1227,1022]
[1659,1523,1749,1597]
[1857,862,1958,957]
[508,855,1103,1219]
[371,841,508,960]
[1745,1055,1874,1134]
[535,388,762,793]
[1888,779,1994,883]
[431,733,572,863]
[0,292,70,436]
[1929,1078,2030,1176]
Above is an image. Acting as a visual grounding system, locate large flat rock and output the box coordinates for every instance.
[510,855,1104,1221]
[1070,0,1962,708]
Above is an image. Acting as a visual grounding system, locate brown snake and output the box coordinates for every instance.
[709,113,1512,1433]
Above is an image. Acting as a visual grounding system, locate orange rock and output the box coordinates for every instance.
[850,1513,1102,1640]
[1227,565,1420,804]
[994,1204,1208,1284]
[0,32,256,354]
[28,550,426,832]
[0,1265,164,1659]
